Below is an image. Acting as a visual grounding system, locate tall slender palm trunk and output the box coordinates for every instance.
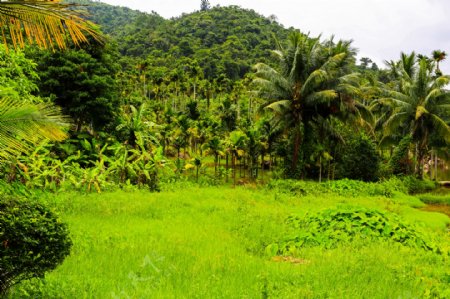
[291,128,302,175]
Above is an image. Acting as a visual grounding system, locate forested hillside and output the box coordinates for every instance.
[70,0,290,80]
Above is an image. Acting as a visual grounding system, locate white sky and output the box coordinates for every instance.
[100,0,450,73]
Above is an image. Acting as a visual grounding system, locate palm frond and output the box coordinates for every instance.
[429,113,450,144]
[383,111,409,137]
[377,96,411,109]
[0,97,69,159]
[305,90,337,105]
[264,100,291,115]
[415,105,428,120]
[300,69,327,95]
[0,0,104,50]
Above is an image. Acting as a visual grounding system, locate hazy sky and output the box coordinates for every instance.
[100,0,450,72]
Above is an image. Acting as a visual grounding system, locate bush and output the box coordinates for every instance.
[401,176,437,194]
[418,194,450,205]
[267,178,407,198]
[335,133,380,182]
[266,179,329,196]
[267,208,440,256]
[0,197,72,296]
[390,135,413,176]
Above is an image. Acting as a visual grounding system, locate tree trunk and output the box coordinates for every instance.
[225,153,229,183]
[416,146,426,179]
[292,128,301,176]
[196,166,199,182]
[232,154,236,187]
[319,156,322,183]
[434,152,438,181]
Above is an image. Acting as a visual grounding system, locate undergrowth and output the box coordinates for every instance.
[267,207,445,256]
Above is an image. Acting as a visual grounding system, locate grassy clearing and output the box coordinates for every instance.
[9,186,450,298]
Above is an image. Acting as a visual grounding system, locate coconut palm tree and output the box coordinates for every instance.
[0,0,103,160]
[432,50,447,76]
[253,31,365,176]
[378,54,450,178]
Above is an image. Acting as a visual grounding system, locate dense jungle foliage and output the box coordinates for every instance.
[0,0,446,191]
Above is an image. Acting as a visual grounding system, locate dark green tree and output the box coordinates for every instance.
[200,0,211,11]
[336,133,380,182]
[29,41,121,132]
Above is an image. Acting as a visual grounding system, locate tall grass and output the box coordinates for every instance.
[8,186,450,298]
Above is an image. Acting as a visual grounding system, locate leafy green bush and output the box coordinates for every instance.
[267,208,440,256]
[335,133,380,182]
[390,135,413,176]
[401,176,437,194]
[267,178,408,198]
[418,194,450,205]
[0,197,72,296]
[266,179,330,196]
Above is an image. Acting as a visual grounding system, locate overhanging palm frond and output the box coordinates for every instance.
[320,52,346,72]
[377,96,411,109]
[305,90,338,105]
[383,111,409,137]
[432,76,450,88]
[429,113,450,144]
[300,69,328,95]
[354,102,375,127]
[0,0,103,50]
[264,100,291,115]
[0,98,69,159]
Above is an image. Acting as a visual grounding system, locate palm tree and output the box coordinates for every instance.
[226,130,248,186]
[253,32,364,176]
[378,54,450,178]
[203,136,223,176]
[0,0,103,159]
[432,50,447,76]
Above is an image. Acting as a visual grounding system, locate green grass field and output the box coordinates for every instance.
[9,186,450,298]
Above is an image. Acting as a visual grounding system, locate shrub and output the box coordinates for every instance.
[401,176,437,194]
[0,197,72,296]
[266,179,329,196]
[267,208,440,256]
[390,135,413,176]
[267,178,407,198]
[418,194,450,205]
[335,133,380,182]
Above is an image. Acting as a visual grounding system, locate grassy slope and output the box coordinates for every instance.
[10,187,450,298]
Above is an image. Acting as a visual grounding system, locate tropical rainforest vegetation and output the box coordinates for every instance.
[0,0,449,298]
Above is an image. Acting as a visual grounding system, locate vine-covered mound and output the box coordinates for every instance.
[267,208,441,256]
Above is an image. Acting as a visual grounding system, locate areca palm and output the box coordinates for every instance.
[0,0,102,160]
[203,136,224,175]
[378,53,450,178]
[253,31,364,175]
